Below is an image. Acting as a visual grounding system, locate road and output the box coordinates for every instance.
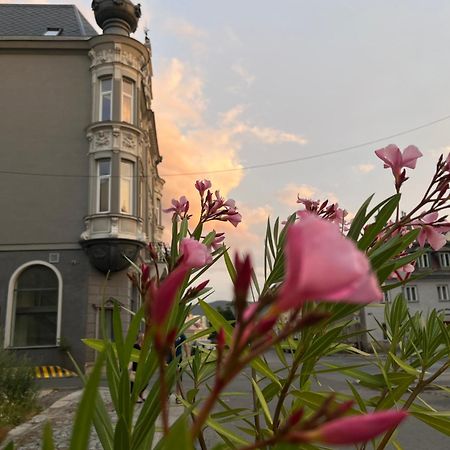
[36,351,450,449]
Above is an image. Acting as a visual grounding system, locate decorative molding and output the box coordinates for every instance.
[89,46,146,74]
[122,132,136,149]
[95,130,110,147]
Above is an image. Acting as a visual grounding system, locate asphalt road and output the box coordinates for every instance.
[37,351,450,449]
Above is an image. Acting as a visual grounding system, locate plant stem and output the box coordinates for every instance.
[272,350,302,432]
[376,360,450,450]
[190,382,222,440]
[158,355,169,436]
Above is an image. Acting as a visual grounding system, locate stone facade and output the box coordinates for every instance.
[364,244,450,343]
[0,3,163,369]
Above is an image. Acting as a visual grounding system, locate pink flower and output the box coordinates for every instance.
[149,266,187,324]
[163,196,189,217]
[195,179,212,196]
[227,211,242,227]
[148,240,211,325]
[445,153,450,171]
[276,214,382,311]
[179,238,212,268]
[308,410,408,445]
[211,232,225,250]
[375,144,422,189]
[413,212,450,251]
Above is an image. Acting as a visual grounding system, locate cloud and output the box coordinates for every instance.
[153,58,244,238]
[162,17,207,55]
[164,17,207,40]
[222,105,308,146]
[356,164,375,173]
[231,62,256,86]
[277,183,339,208]
[154,58,207,127]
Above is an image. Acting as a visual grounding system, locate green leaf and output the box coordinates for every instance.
[206,417,249,446]
[153,414,194,450]
[346,381,367,412]
[251,379,273,427]
[223,249,237,283]
[410,410,450,436]
[347,194,375,241]
[389,352,420,377]
[82,338,107,352]
[41,423,55,450]
[114,417,130,449]
[69,350,106,450]
[357,194,401,250]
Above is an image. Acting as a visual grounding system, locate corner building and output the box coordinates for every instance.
[0,1,164,369]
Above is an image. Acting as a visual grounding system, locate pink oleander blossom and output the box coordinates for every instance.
[226,211,242,227]
[195,179,212,196]
[413,212,450,251]
[149,240,211,324]
[180,238,213,268]
[445,153,450,171]
[375,144,422,189]
[276,214,382,311]
[164,196,189,217]
[307,410,408,445]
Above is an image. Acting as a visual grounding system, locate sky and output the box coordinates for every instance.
[11,0,450,300]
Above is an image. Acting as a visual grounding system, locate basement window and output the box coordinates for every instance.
[44,28,62,36]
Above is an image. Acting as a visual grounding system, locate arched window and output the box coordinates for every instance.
[5,262,62,348]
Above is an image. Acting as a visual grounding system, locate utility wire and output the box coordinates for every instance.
[1,113,450,179]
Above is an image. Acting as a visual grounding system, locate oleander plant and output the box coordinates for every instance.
[7,145,450,449]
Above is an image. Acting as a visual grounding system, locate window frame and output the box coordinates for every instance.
[404,285,419,303]
[99,77,113,121]
[120,159,135,215]
[4,261,63,349]
[96,158,111,213]
[121,78,135,124]
[439,252,450,268]
[437,285,450,302]
[417,253,430,269]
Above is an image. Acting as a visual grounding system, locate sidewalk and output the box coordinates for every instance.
[1,388,183,449]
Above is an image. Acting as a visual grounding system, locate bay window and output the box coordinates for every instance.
[122,78,135,124]
[100,77,112,121]
[97,159,111,213]
[120,159,135,214]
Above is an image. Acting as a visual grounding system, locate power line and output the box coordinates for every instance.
[1,113,450,179]
[162,113,450,177]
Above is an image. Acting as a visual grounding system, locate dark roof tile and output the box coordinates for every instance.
[0,4,98,37]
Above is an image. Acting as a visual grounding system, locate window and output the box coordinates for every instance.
[404,285,418,303]
[100,78,113,121]
[439,252,450,268]
[120,160,134,214]
[97,159,111,213]
[417,253,430,269]
[122,78,134,123]
[44,28,62,36]
[438,285,450,302]
[6,263,62,347]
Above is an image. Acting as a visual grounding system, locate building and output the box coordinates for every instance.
[0,1,164,369]
[364,243,450,343]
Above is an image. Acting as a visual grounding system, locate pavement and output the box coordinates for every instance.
[1,388,183,449]
[2,353,450,449]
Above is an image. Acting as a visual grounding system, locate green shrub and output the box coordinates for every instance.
[0,347,37,426]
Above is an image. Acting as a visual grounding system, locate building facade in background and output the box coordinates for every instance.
[365,243,450,343]
[0,1,164,369]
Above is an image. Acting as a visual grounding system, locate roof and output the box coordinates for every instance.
[0,4,98,37]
